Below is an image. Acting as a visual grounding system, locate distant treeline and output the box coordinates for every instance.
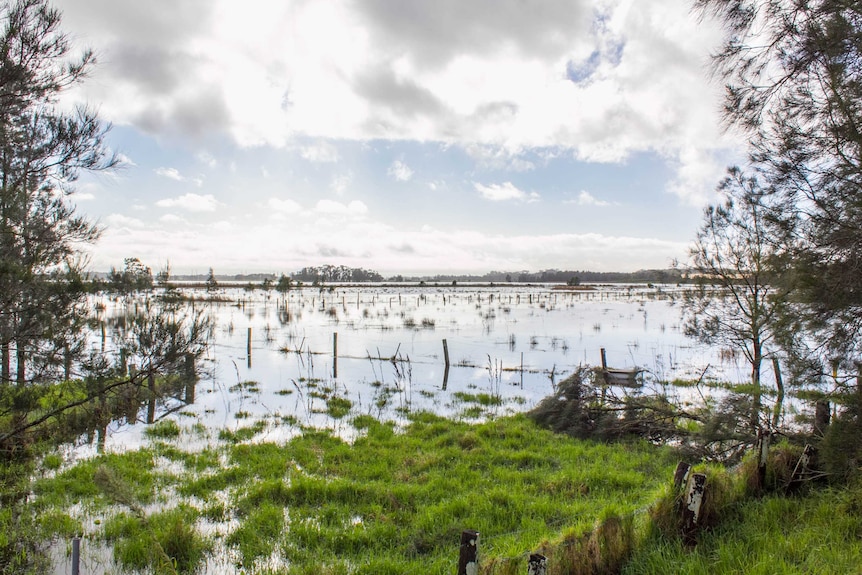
[101,264,687,285]
[412,268,687,284]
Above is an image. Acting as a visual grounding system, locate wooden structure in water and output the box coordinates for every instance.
[599,348,643,387]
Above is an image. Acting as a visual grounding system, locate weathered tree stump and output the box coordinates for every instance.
[681,473,707,545]
[457,530,479,575]
[527,553,547,575]
[673,461,691,490]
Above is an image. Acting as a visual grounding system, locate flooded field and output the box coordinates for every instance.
[82,283,746,453]
[41,283,755,575]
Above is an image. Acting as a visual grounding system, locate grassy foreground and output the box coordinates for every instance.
[624,480,862,575]
[18,412,862,575]
[28,413,678,574]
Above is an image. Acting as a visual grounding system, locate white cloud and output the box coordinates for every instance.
[387,160,414,182]
[65,0,736,194]
[666,147,739,205]
[213,220,234,232]
[466,145,536,172]
[196,152,217,168]
[117,153,137,167]
[573,191,611,207]
[314,199,368,216]
[474,181,539,202]
[75,192,96,202]
[301,141,340,163]
[160,213,187,224]
[66,0,738,276]
[155,167,204,187]
[268,197,303,214]
[105,213,146,228]
[331,173,352,195]
[92,213,687,275]
[155,167,184,181]
[156,193,222,212]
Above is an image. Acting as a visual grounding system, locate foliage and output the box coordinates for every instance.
[121,297,211,376]
[680,167,789,432]
[276,273,292,293]
[697,0,862,404]
[108,257,153,295]
[293,264,384,283]
[205,267,218,293]
[529,369,767,463]
[0,0,117,387]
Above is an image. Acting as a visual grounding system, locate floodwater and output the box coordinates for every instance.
[48,283,752,575]
[81,283,746,453]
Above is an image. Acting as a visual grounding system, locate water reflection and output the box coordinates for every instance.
[76,284,746,451]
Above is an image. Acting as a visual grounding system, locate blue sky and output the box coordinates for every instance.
[62,0,743,275]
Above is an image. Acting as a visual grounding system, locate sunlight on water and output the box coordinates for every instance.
[81,283,745,452]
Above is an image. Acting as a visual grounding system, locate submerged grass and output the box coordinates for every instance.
[30,413,679,574]
[21,412,862,574]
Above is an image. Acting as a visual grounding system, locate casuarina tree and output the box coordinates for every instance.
[0,0,118,386]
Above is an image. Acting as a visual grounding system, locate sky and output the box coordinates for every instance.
[59,0,744,276]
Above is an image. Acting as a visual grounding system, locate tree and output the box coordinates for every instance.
[681,167,788,432]
[205,267,218,293]
[108,257,153,295]
[696,0,862,365]
[0,0,117,386]
[276,273,292,294]
[155,261,172,288]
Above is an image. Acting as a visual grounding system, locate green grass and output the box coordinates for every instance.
[624,483,862,574]
[26,412,680,574]
[24,412,862,575]
[143,419,181,439]
[217,413,678,572]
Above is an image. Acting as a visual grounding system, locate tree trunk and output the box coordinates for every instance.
[771,357,784,430]
[751,343,762,432]
[856,363,862,422]
[16,339,25,386]
[1,339,9,384]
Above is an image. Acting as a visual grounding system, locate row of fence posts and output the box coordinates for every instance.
[244,328,456,388]
[458,529,549,574]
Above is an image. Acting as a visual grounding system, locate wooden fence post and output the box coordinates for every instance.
[527,552,547,575]
[71,536,80,575]
[333,332,338,378]
[681,472,707,545]
[458,530,479,575]
[520,352,524,388]
[247,327,252,368]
